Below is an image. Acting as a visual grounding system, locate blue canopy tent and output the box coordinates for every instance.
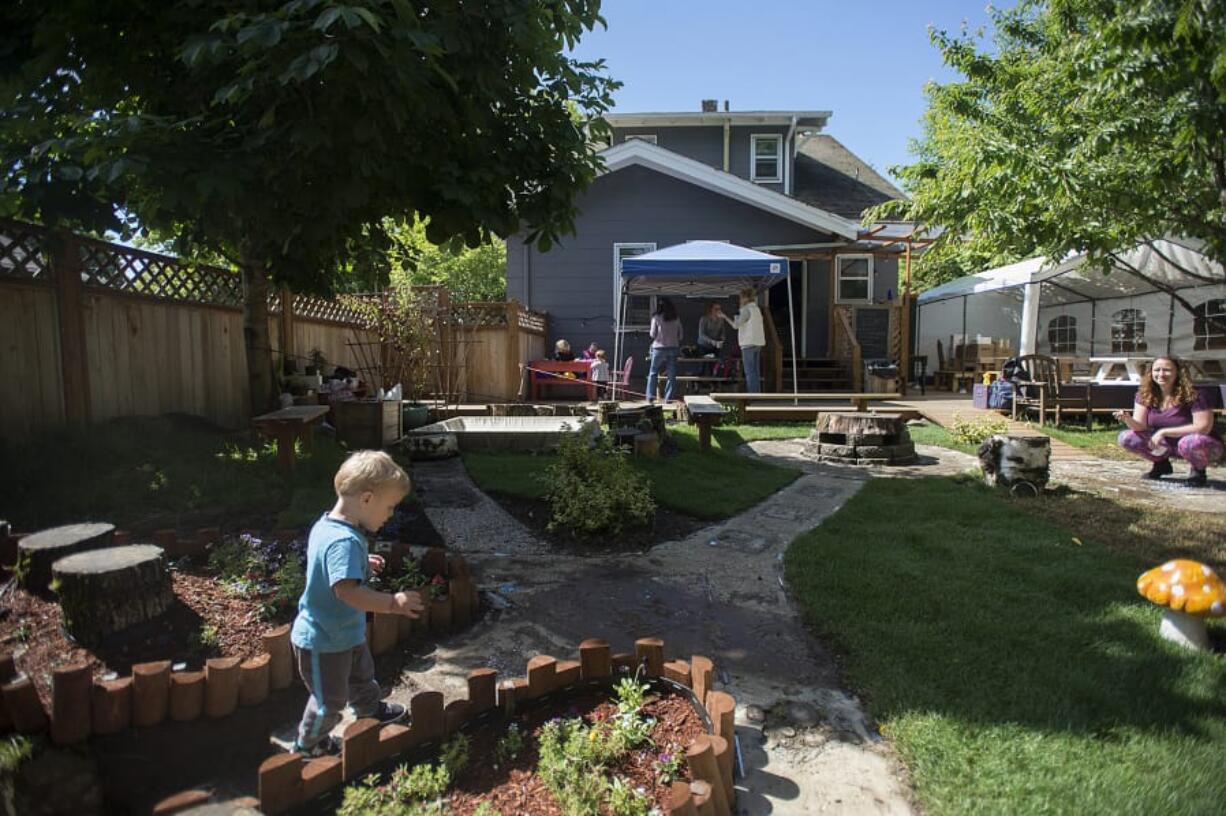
[613,240,799,398]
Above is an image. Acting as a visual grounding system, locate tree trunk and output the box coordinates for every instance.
[241,257,277,416]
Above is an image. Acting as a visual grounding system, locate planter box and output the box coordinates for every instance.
[333,399,402,449]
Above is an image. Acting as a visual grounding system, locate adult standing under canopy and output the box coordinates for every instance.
[720,290,765,393]
[614,241,797,398]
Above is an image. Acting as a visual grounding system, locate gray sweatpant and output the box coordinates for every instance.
[293,642,382,749]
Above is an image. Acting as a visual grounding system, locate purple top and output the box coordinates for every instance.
[650,315,683,349]
[1136,390,1211,429]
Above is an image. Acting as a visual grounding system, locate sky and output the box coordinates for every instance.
[569,0,1009,184]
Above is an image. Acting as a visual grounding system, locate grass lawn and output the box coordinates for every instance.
[462,423,801,519]
[907,422,979,456]
[785,476,1226,815]
[1022,422,1131,459]
[0,415,412,532]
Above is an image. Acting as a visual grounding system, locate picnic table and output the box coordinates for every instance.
[682,395,728,451]
[252,405,330,475]
[527,360,596,401]
[1090,356,1150,383]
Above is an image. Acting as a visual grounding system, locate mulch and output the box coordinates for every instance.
[0,502,446,709]
[486,495,709,552]
[442,687,706,816]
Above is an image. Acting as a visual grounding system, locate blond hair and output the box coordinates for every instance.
[333,450,411,498]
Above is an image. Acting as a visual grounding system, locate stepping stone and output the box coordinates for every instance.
[17,522,115,591]
[52,544,174,644]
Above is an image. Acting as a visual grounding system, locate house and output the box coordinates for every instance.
[505,103,911,392]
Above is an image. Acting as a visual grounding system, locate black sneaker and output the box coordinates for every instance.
[372,701,408,726]
[294,735,341,759]
[1187,468,1208,487]
[1142,459,1173,480]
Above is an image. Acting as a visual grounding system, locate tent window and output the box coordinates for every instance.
[1193,298,1226,350]
[1111,308,1148,353]
[836,255,874,304]
[750,134,782,183]
[613,242,656,331]
[1047,315,1077,354]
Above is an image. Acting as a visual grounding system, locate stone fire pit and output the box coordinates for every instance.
[802,412,917,466]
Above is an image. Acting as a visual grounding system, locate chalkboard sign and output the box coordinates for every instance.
[855,308,891,359]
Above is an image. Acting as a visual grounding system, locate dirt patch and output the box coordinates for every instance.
[483,494,709,552]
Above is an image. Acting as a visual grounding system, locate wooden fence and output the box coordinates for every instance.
[0,220,544,443]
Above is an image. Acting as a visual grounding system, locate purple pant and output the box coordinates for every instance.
[1117,430,1224,470]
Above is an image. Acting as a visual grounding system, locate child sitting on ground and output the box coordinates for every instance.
[290,450,425,757]
[589,349,611,396]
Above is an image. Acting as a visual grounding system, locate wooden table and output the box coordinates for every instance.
[683,395,727,451]
[252,405,330,475]
[527,360,596,401]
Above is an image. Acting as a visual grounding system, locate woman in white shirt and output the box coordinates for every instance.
[646,298,684,402]
[720,288,765,392]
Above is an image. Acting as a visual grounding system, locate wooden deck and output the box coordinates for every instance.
[886,394,1089,462]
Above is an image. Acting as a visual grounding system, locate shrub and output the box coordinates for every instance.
[543,434,655,536]
[493,723,523,768]
[272,557,306,609]
[208,534,262,581]
[948,413,1010,446]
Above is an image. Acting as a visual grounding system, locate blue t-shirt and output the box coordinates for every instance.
[290,514,369,653]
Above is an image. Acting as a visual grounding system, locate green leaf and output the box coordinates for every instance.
[312,7,342,32]
[237,20,285,48]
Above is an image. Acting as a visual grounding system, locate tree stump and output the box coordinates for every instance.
[18,522,115,591]
[803,413,916,465]
[51,545,173,644]
[977,434,1051,493]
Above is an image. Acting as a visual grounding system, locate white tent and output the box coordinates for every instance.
[916,238,1226,370]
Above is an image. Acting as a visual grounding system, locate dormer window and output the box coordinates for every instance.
[750,134,782,183]
[625,134,657,145]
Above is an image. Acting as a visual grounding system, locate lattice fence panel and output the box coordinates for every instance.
[290,294,365,325]
[76,239,243,307]
[0,223,50,281]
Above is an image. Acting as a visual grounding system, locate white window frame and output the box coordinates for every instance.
[1047,315,1077,354]
[750,134,783,183]
[613,242,657,332]
[624,134,657,144]
[835,254,874,304]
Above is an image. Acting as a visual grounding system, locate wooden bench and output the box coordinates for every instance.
[252,405,331,475]
[682,395,728,451]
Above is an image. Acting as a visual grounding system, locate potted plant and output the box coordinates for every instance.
[305,347,327,377]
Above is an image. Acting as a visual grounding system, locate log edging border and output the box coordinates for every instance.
[253,636,739,816]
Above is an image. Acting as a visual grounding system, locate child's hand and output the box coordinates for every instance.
[391,590,425,619]
[368,554,386,574]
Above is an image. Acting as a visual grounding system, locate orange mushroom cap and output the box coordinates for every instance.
[1137,560,1226,617]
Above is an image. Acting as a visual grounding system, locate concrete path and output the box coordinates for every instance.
[378,455,919,816]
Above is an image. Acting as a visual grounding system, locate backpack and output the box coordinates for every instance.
[1001,357,1030,383]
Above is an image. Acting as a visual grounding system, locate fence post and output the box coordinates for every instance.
[505,301,522,402]
[50,230,91,426]
[278,286,295,372]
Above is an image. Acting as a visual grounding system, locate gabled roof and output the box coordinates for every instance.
[791,134,905,219]
[598,139,861,240]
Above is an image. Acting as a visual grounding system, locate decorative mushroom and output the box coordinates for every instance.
[1136,559,1226,650]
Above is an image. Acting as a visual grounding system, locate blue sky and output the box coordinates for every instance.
[569,1,1008,184]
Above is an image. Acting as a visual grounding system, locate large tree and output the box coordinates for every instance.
[875,0,1226,291]
[0,0,616,411]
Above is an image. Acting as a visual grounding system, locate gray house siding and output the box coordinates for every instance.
[612,125,791,194]
[805,257,831,357]
[615,126,724,170]
[506,164,837,381]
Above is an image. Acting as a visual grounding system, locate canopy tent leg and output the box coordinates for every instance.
[1019,281,1040,355]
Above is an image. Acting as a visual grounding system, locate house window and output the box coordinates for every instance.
[750,134,782,183]
[1047,315,1077,354]
[613,243,656,331]
[1193,298,1226,350]
[1111,308,1148,353]
[835,254,873,304]
[624,134,657,144]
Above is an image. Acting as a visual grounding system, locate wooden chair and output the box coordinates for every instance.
[1010,354,1093,427]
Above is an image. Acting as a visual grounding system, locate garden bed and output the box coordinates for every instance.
[484,494,709,551]
[0,503,445,708]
